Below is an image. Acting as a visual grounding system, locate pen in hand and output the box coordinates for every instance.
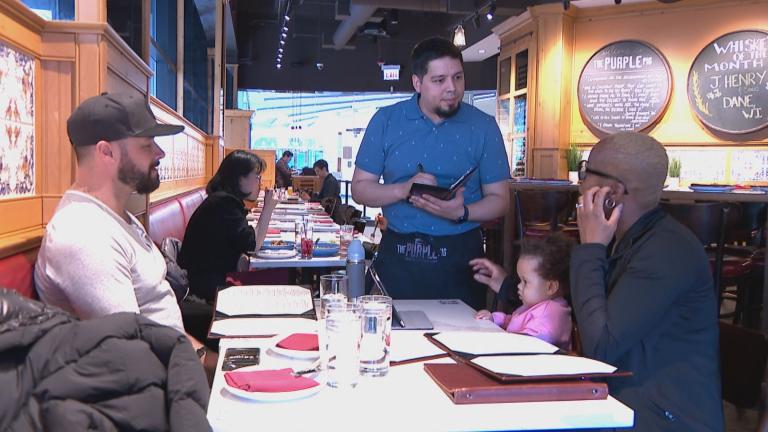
[392,304,406,328]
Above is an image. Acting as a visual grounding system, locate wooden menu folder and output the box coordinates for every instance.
[424,363,608,405]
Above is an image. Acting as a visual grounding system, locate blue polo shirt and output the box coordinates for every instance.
[356,94,510,235]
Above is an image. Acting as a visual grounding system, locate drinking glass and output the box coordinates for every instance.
[325,301,362,389]
[318,274,349,371]
[339,225,354,258]
[300,222,314,259]
[357,295,392,377]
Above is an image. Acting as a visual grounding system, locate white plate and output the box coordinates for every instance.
[224,365,324,402]
[256,249,298,259]
[269,334,321,360]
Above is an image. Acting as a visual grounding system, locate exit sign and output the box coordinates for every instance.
[382,64,400,81]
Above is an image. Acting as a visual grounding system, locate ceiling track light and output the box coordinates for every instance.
[486,2,496,20]
[283,26,288,31]
[284,15,290,21]
[280,40,285,45]
[453,25,466,47]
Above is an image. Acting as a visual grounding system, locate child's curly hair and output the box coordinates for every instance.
[519,232,576,296]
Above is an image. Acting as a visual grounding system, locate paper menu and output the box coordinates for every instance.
[216,285,314,316]
[432,332,559,355]
[210,317,318,337]
[390,331,446,362]
[471,354,617,376]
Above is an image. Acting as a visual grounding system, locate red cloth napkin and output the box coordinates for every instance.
[277,333,319,351]
[267,228,281,235]
[224,368,319,392]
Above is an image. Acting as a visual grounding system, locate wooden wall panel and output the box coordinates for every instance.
[40,59,75,223]
[532,148,560,178]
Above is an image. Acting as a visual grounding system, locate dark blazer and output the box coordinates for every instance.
[179,191,256,301]
[570,207,723,431]
[275,158,292,188]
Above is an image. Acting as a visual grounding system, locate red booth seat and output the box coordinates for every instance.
[147,188,207,246]
[0,247,39,299]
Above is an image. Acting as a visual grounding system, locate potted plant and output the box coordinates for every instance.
[565,143,583,183]
[667,158,682,189]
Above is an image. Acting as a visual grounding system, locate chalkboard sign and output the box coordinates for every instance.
[688,30,768,134]
[578,41,672,134]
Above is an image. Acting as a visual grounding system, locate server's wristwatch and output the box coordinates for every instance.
[454,205,469,224]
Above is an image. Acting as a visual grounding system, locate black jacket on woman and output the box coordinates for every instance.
[0,289,210,431]
[179,191,256,301]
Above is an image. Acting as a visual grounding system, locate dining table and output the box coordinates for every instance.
[206,299,635,431]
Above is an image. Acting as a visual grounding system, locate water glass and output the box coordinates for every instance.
[357,295,392,377]
[325,301,362,389]
[300,222,314,259]
[318,274,349,370]
[339,225,354,258]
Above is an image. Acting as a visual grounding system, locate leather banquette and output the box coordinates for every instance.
[0,188,207,300]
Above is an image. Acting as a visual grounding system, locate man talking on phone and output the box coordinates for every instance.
[571,132,723,430]
[351,37,510,309]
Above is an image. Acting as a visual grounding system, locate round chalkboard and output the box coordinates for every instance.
[578,40,672,134]
[688,30,768,134]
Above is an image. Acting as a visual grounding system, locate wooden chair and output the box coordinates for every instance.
[292,176,319,194]
[515,190,579,240]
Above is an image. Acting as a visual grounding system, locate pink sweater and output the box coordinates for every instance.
[491,297,572,351]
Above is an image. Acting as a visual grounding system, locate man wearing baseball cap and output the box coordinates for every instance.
[34,92,210,362]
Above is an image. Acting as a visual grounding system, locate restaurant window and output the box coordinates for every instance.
[22,0,74,20]
[497,48,529,177]
[150,0,177,110]
[107,0,142,57]
[183,0,211,132]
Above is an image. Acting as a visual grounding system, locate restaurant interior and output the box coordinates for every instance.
[0,0,766,430]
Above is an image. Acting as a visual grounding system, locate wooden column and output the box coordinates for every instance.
[529,4,575,179]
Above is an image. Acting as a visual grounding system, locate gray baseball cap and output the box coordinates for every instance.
[66,92,184,146]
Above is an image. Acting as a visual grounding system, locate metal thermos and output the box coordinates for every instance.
[346,239,365,299]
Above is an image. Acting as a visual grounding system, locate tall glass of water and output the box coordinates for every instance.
[325,301,362,389]
[319,274,349,371]
[358,295,392,377]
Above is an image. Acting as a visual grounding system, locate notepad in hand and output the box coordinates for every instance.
[409,166,477,200]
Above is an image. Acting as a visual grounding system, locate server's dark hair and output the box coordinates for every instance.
[411,37,463,79]
[519,232,575,296]
[207,150,265,199]
[282,150,293,158]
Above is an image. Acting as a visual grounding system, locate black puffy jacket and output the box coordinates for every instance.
[0,289,211,431]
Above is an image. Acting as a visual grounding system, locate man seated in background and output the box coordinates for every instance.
[34,92,214,368]
[275,150,293,188]
[570,132,723,431]
[300,159,341,204]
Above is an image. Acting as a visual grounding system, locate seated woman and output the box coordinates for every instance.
[471,233,574,350]
[179,150,265,302]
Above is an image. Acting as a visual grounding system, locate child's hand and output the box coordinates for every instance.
[475,310,493,321]
[469,258,508,293]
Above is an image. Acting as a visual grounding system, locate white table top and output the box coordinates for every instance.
[206,300,634,431]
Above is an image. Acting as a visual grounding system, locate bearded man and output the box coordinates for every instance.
[35,92,211,362]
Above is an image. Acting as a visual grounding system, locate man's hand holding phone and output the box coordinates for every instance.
[576,186,623,245]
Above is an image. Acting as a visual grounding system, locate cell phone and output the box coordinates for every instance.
[603,196,617,219]
[409,166,478,200]
[221,348,260,371]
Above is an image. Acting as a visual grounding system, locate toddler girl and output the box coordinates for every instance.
[471,233,574,350]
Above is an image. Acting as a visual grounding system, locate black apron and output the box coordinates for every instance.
[372,228,485,310]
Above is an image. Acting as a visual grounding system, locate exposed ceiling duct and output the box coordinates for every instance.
[332,4,378,50]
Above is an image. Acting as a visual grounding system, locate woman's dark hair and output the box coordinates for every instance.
[411,37,463,79]
[206,150,265,198]
[301,167,315,176]
[519,232,575,296]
